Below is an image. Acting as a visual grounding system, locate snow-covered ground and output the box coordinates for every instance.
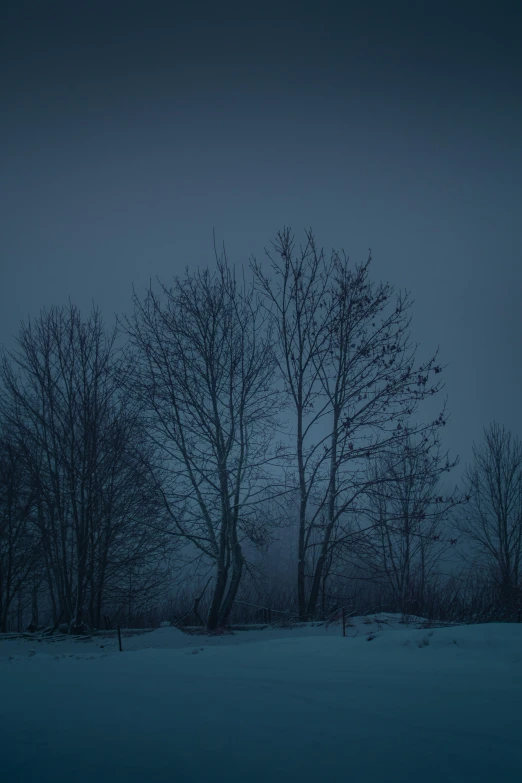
[1,614,520,782]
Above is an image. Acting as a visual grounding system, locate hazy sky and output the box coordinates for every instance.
[2,0,521,474]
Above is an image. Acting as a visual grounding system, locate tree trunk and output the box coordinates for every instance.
[297,493,308,620]
[219,540,244,626]
[207,555,229,631]
[307,420,339,619]
[307,525,335,619]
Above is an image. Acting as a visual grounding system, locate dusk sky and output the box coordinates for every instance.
[2,0,521,474]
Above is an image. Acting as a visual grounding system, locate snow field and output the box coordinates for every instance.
[0,616,520,782]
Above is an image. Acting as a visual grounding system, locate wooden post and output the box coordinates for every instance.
[117,625,123,652]
[342,607,346,637]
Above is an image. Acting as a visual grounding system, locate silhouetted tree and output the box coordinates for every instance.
[458,423,522,619]
[124,254,280,630]
[351,435,461,615]
[0,425,40,632]
[0,304,168,631]
[252,228,448,619]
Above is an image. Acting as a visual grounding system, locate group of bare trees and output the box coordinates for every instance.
[0,305,173,632]
[0,430,39,631]
[0,229,520,632]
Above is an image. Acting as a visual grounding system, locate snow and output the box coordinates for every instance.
[0,614,521,782]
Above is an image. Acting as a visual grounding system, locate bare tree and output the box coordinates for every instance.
[0,304,167,631]
[350,435,461,616]
[82,407,173,629]
[0,425,40,632]
[458,423,522,618]
[252,228,448,619]
[124,255,280,630]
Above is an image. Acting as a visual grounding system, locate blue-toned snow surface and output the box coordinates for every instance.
[1,614,521,783]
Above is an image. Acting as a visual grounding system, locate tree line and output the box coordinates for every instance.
[1,230,520,633]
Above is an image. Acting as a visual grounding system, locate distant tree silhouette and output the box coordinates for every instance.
[352,435,461,616]
[458,423,522,619]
